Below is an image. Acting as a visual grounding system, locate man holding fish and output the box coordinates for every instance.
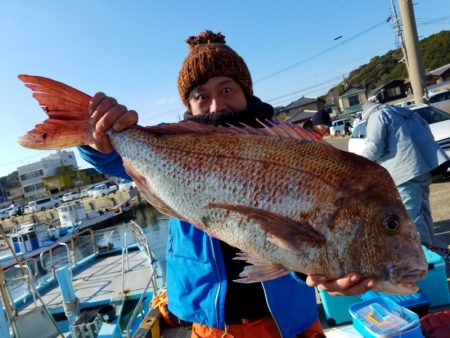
[78,30,375,338]
[19,31,428,338]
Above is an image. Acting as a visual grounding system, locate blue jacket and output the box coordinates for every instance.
[362,105,449,185]
[79,146,318,338]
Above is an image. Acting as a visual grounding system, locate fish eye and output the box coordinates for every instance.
[383,214,399,232]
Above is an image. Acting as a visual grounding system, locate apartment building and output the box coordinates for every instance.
[18,151,78,201]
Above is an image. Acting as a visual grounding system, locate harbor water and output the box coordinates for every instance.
[3,204,168,302]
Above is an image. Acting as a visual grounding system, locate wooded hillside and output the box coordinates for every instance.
[325,30,450,101]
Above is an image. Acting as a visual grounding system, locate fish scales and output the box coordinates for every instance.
[110,129,387,277]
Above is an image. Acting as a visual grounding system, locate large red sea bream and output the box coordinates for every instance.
[18,75,427,294]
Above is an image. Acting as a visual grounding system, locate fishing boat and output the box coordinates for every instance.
[0,201,132,270]
[0,221,164,338]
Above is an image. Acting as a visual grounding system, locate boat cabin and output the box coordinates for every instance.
[58,201,87,229]
[10,223,58,254]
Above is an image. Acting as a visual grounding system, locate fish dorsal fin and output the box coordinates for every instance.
[142,119,327,144]
[233,251,290,283]
[206,203,325,252]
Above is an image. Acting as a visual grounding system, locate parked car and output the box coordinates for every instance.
[106,181,118,193]
[348,105,450,162]
[92,184,110,198]
[118,179,135,191]
[27,196,60,212]
[23,204,32,214]
[86,184,99,197]
[0,208,9,219]
[428,90,450,114]
[62,191,80,202]
[329,118,352,137]
[8,204,22,217]
[80,189,88,198]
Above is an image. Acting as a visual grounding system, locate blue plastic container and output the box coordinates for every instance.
[350,296,423,337]
[362,291,430,317]
[318,288,361,325]
[417,245,450,308]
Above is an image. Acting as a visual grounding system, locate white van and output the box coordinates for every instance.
[329,119,352,136]
[28,196,60,212]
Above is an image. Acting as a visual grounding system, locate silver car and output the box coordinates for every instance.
[348,105,450,161]
[429,90,450,114]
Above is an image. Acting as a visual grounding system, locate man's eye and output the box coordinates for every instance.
[196,94,207,101]
[222,87,232,94]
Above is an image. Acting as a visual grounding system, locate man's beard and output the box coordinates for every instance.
[183,96,274,128]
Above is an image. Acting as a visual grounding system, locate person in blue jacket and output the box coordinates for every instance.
[361,101,449,246]
[79,30,375,338]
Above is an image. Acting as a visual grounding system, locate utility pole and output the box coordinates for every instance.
[390,0,409,71]
[398,0,427,104]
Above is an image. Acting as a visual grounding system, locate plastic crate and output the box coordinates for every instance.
[318,288,361,325]
[362,291,430,318]
[350,297,423,338]
[417,245,450,308]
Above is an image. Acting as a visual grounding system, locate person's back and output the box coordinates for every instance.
[362,103,449,246]
[363,104,447,186]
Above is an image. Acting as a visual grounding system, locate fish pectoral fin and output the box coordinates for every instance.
[206,203,325,252]
[233,251,290,283]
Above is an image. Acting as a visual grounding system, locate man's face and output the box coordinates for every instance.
[188,76,247,116]
[313,124,329,137]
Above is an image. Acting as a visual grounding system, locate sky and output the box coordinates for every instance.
[1,0,449,177]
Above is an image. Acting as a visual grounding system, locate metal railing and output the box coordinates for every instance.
[37,228,96,279]
[3,221,161,338]
[125,268,157,338]
[125,221,161,338]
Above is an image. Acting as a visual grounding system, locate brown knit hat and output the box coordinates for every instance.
[177,30,253,110]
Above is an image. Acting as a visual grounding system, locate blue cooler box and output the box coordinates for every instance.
[350,297,423,338]
[362,291,430,318]
[417,245,450,308]
[318,288,361,325]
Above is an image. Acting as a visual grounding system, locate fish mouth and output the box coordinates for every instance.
[389,267,427,290]
[399,269,427,282]
[374,267,427,295]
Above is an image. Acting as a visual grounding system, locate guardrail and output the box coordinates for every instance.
[125,221,161,338]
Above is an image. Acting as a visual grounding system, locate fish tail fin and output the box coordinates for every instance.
[18,75,94,150]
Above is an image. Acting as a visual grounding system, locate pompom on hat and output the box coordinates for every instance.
[177,30,253,110]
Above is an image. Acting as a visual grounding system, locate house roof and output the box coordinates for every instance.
[339,87,365,97]
[284,96,323,110]
[428,63,450,77]
[368,79,405,96]
[284,111,315,124]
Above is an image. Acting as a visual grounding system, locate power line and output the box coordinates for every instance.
[266,76,342,103]
[254,19,389,83]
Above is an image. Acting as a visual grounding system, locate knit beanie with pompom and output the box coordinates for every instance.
[177,30,253,110]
